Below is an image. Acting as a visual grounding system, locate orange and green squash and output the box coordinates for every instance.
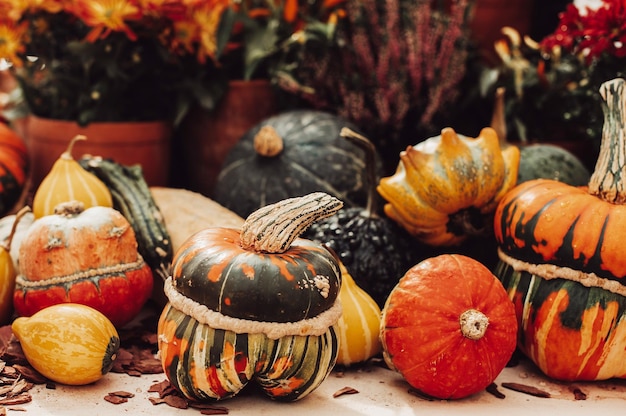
[377,127,520,246]
[14,201,153,327]
[493,78,626,381]
[158,193,343,401]
[0,122,28,217]
[380,254,517,399]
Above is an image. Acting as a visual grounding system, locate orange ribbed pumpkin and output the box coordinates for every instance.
[14,201,153,327]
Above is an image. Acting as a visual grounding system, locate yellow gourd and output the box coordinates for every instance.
[0,206,30,325]
[336,261,382,366]
[32,135,113,218]
[11,303,120,385]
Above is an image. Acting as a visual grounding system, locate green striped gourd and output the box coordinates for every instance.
[493,78,626,381]
[157,193,343,401]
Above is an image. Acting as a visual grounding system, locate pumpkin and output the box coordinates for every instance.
[0,208,34,274]
[493,78,626,381]
[32,135,112,218]
[377,127,520,246]
[335,259,382,366]
[12,303,120,385]
[0,122,28,217]
[214,110,372,218]
[304,128,422,307]
[14,201,154,327]
[490,87,591,186]
[0,207,30,324]
[380,254,517,399]
[158,192,343,401]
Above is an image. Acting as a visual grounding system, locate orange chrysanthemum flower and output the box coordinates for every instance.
[71,0,142,42]
[0,21,27,66]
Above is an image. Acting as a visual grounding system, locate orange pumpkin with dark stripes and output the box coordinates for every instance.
[0,122,28,216]
[493,78,626,381]
[157,193,343,401]
[14,201,154,327]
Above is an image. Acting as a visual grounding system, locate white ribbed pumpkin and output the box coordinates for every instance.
[32,135,112,218]
[336,261,382,366]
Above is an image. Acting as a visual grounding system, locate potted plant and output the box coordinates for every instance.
[174,0,348,195]
[486,0,626,168]
[0,0,234,187]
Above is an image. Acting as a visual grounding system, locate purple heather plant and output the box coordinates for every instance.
[275,0,473,163]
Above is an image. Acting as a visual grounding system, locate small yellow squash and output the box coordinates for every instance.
[11,303,120,385]
[336,261,382,366]
[32,135,112,218]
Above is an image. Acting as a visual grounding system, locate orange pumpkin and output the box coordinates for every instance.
[0,122,28,216]
[380,254,517,399]
[14,201,153,327]
[493,78,626,380]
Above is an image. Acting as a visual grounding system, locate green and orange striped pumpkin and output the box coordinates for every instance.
[493,78,626,381]
[157,192,344,401]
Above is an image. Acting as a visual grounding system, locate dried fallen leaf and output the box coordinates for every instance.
[0,393,31,405]
[200,407,229,415]
[333,386,359,398]
[104,395,128,405]
[571,386,587,401]
[164,394,188,409]
[501,382,551,398]
[486,383,506,399]
[108,391,135,398]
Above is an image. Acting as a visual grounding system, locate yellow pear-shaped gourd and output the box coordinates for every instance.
[0,206,31,325]
[32,135,113,218]
[12,303,120,385]
[336,261,382,366]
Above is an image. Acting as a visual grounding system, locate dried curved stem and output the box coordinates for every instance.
[589,78,626,203]
[240,192,343,253]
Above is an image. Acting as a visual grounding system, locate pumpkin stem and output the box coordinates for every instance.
[3,206,31,251]
[240,192,343,253]
[588,78,626,203]
[459,309,489,341]
[253,126,284,157]
[340,127,379,218]
[490,87,508,146]
[62,135,87,160]
[53,200,86,217]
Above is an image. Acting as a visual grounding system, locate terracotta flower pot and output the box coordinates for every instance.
[175,79,278,197]
[25,116,172,189]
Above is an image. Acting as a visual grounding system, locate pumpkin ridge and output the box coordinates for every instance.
[15,256,147,289]
[498,249,626,297]
[163,277,342,339]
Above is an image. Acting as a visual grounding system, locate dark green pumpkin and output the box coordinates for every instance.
[157,193,343,401]
[517,144,590,186]
[214,110,371,218]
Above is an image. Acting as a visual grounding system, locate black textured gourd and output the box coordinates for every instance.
[214,110,371,218]
[303,128,422,307]
[79,156,173,282]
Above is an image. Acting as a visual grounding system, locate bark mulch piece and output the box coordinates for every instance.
[148,379,231,413]
[501,382,551,398]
